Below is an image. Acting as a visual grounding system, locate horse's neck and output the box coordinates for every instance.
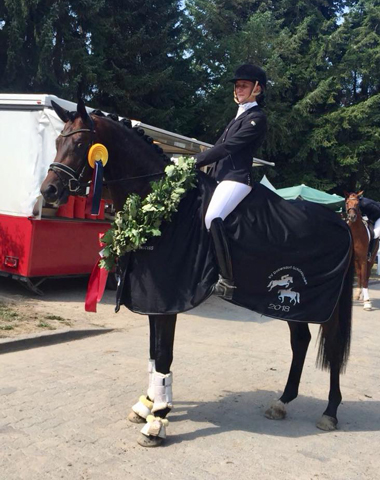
[349,213,368,239]
[99,120,169,210]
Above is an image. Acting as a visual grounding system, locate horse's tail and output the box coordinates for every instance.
[316,255,354,373]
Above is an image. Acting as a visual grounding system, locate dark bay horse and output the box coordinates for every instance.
[345,191,379,311]
[40,100,353,447]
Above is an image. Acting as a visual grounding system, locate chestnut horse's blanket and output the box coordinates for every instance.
[116,173,352,323]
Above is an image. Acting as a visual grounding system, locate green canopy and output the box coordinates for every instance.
[275,184,344,210]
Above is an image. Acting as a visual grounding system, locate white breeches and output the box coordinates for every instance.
[205,180,252,230]
[374,218,380,238]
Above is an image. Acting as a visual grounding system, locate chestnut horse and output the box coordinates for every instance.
[40,100,353,447]
[345,191,379,310]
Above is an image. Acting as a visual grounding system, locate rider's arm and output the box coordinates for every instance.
[196,114,266,168]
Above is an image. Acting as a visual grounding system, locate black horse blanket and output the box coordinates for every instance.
[116,173,351,324]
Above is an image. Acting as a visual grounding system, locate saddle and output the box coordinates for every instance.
[116,173,351,324]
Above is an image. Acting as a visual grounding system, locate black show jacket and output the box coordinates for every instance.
[196,105,267,184]
[359,197,380,223]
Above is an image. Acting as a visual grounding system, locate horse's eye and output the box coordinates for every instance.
[76,143,83,149]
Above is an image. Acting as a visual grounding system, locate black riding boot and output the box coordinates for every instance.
[209,218,236,300]
[368,238,376,262]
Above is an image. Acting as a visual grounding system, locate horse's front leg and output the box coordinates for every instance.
[265,322,311,420]
[354,258,363,301]
[361,261,373,310]
[128,314,177,447]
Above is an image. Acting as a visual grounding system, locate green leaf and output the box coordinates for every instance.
[102,157,196,269]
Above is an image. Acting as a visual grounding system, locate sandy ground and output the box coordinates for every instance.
[0,275,380,479]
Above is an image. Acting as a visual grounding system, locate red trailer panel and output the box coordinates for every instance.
[0,214,110,279]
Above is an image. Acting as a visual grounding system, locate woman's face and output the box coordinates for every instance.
[234,80,258,104]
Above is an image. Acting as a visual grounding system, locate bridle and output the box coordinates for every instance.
[346,196,359,221]
[48,114,167,196]
[48,117,95,195]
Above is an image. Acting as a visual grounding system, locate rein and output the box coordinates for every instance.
[104,172,165,184]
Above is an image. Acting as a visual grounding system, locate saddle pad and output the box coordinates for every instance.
[228,183,351,323]
[117,179,352,324]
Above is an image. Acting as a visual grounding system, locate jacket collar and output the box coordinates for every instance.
[229,104,260,125]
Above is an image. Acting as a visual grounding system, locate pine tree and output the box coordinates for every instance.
[185,0,380,197]
[90,0,197,133]
[0,0,102,98]
[290,0,380,195]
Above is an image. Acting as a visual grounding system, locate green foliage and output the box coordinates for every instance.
[1,0,379,197]
[99,157,197,271]
[1,0,103,97]
[90,0,198,133]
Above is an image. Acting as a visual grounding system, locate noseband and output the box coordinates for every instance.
[48,118,95,195]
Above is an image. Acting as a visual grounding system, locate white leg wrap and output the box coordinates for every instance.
[132,395,153,419]
[151,372,173,413]
[362,288,370,301]
[141,415,169,439]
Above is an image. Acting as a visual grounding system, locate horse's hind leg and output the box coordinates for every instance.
[314,310,343,431]
[265,322,311,420]
[133,314,177,447]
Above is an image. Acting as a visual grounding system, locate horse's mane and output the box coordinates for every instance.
[65,108,171,163]
[90,109,171,163]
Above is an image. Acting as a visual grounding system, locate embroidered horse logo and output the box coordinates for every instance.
[267,275,293,291]
[278,289,300,305]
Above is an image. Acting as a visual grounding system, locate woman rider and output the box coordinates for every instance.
[196,64,268,300]
[359,195,380,257]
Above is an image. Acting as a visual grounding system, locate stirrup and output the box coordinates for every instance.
[213,277,236,300]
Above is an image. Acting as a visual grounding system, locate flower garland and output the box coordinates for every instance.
[99,156,197,271]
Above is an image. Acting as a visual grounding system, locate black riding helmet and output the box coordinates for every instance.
[229,64,267,90]
[230,64,267,105]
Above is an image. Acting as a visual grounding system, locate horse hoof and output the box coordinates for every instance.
[265,400,287,420]
[137,434,163,448]
[128,411,146,424]
[316,415,337,431]
[354,288,361,301]
[363,302,372,311]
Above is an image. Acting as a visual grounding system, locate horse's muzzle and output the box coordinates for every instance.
[40,179,69,206]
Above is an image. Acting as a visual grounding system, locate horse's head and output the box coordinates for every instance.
[344,191,364,223]
[41,100,170,209]
[40,99,97,205]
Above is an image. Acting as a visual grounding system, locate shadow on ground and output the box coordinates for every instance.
[158,389,380,446]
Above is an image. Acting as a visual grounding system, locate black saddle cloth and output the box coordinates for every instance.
[117,173,352,324]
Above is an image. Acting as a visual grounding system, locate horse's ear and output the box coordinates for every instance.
[51,100,70,123]
[343,191,350,199]
[357,190,364,197]
[77,98,89,122]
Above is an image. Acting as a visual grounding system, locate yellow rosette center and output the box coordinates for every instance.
[88,143,109,168]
